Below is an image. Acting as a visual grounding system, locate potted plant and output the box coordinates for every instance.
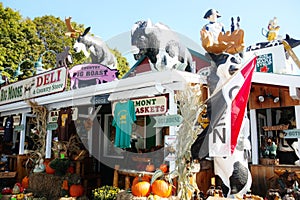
[91,185,120,200]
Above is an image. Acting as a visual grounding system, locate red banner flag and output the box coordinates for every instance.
[209,56,257,156]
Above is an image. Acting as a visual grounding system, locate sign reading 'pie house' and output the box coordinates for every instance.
[0,67,67,105]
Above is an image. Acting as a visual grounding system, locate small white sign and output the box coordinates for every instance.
[164,135,177,161]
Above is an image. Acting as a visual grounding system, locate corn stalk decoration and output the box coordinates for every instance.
[174,83,206,200]
[26,100,48,168]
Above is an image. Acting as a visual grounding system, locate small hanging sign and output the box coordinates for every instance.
[46,123,58,130]
[283,129,300,138]
[14,124,24,131]
[153,114,183,127]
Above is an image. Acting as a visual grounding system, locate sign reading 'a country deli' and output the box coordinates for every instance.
[0,67,67,105]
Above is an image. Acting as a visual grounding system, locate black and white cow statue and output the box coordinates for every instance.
[246,34,300,52]
[214,115,252,197]
[131,19,194,72]
[192,9,252,197]
[192,52,252,197]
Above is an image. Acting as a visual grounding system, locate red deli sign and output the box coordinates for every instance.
[133,96,167,116]
[0,67,67,105]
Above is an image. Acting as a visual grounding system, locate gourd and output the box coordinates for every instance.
[159,164,168,173]
[145,163,155,172]
[22,176,29,189]
[69,184,84,197]
[45,163,55,174]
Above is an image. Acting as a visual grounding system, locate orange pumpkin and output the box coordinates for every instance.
[22,176,29,189]
[45,164,55,174]
[62,180,69,191]
[145,164,155,172]
[159,164,168,173]
[151,180,172,198]
[131,181,151,197]
[69,184,84,197]
[132,175,151,186]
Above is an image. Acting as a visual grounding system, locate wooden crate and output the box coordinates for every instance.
[260,158,279,165]
[0,171,17,178]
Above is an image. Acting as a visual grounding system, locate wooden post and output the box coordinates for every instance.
[125,175,130,189]
[113,165,119,187]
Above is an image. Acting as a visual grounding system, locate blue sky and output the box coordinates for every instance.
[2,0,300,64]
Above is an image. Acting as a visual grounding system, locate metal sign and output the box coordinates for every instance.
[91,94,110,104]
[14,124,24,131]
[153,114,183,127]
[46,123,58,130]
[283,129,300,138]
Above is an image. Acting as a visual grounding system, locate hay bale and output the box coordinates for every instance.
[28,173,63,199]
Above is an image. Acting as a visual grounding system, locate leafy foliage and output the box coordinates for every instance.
[92,185,120,200]
[33,15,86,70]
[111,48,130,78]
[0,3,131,86]
[0,3,43,82]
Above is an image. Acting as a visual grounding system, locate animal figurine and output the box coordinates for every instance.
[56,46,72,67]
[263,17,280,41]
[131,19,194,72]
[23,79,35,98]
[72,27,117,69]
[64,16,82,38]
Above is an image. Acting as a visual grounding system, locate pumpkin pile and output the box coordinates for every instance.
[131,168,174,199]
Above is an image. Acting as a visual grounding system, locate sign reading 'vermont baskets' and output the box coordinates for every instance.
[0,67,67,105]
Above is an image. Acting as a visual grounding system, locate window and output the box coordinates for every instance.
[103,114,166,158]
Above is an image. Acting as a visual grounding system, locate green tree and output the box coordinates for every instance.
[33,15,86,69]
[0,3,43,82]
[0,4,131,85]
[111,48,130,79]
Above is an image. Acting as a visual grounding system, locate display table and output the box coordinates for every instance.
[0,171,17,188]
[113,165,154,189]
[250,164,300,197]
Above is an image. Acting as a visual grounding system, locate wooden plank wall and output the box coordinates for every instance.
[250,164,300,197]
[249,84,300,110]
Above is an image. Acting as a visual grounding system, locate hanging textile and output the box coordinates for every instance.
[112,100,136,148]
[57,108,76,141]
[3,116,14,142]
